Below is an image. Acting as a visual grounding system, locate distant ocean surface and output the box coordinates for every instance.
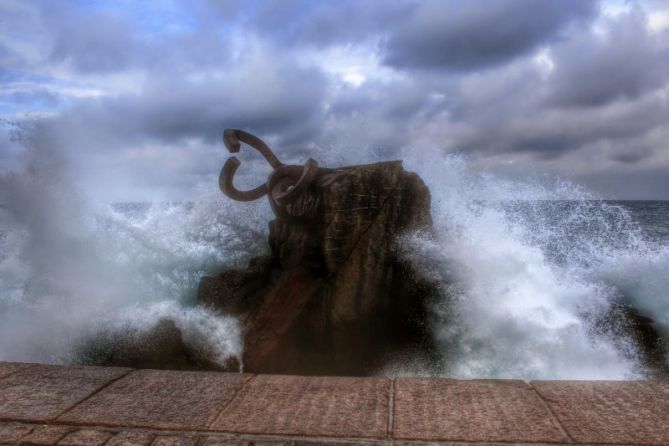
[1,155,668,380]
[106,199,669,244]
[616,201,669,243]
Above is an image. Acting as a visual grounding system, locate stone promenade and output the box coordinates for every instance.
[0,361,667,446]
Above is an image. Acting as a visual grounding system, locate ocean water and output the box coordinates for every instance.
[1,152,668,380]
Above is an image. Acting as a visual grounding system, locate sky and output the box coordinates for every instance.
[1,0,668,201]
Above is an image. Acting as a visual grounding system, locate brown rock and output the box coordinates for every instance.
[198,257,275,316]
[199,161,437,375]
[76,319,228,372]
[593,302,669,378]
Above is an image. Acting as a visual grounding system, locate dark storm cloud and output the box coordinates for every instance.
[243,0,409,47]
[329,79,433,122]
[53,61,326,148]
[40,3,143,73]
[547,12,669,107]
[578,166,669,200]
[449,91,668,158]
[1,0,324,147]
[0,122,21,168]
[383,0,599,71]
[321,76,448,160]
[0,0,336,200]
[393,8,669,168]
[611,150,648,164]
[38,2,235,75]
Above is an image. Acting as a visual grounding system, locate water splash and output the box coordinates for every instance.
[1,135,667,378]
[0,140,269,366]
[398,154,669,380]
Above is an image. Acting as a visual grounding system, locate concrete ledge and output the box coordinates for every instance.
[0,361,667,445]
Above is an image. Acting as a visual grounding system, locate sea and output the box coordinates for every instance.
[1,155,668,380]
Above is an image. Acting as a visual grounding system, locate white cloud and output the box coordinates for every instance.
[302,43,403,87]
[648,10,669,32]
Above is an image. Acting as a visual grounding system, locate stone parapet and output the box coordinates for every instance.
[1,361,667,445]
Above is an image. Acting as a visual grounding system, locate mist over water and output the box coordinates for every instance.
[397,154,669,379]
[1,139,668,379]
[0,141,269,366]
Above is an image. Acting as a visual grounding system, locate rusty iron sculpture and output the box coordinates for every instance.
[219,129,330,224]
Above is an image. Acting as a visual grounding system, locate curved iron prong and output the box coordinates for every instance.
[223,129,283,170]
[222,129,241,153]
[273,159,319,206]
[219,156,268,202]
[266,163,314,224]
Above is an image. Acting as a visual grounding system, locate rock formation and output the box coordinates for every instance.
[594,302,669,379]
[198,160,438,375]
[76,319,236,371]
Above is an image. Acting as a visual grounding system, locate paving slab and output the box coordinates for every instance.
[58,369,250,430]
[293,442,385,446]
[0,363,35,381]
[106,430,155,446]
[57,429,113,446]
[532,380,669,445]
[248,440,290,446]
[199,438,250,446]
[18,425,73,445]
[0,422,33,444]
[0,364,130,423]
[151,435,198,446]
[393,378,567,443]
[211,375,390,438]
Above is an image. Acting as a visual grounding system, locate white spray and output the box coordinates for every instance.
[0,132,269,365]
[1,131,667,379]
[397,153,669,379]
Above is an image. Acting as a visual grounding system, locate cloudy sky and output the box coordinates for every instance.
[1,0,668,201]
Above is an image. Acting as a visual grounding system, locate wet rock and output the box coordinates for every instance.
[594,302,669,378]
[198,256,276,316]
[198,161,438,375]
[77,319,228,371]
